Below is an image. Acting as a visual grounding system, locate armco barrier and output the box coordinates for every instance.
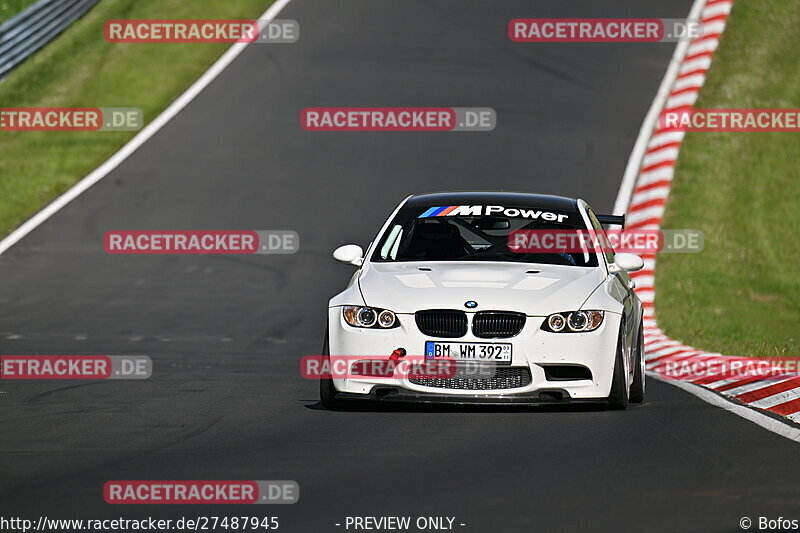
[0,0,98,80]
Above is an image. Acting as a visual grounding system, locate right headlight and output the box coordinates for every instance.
[541,310,604,333]
[342,306,399,329]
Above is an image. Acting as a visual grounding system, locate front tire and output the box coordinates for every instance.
[319,328,346,410]
[629,318,645,404]
[607,326,630,410]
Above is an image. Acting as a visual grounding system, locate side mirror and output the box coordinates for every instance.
[333,244,364,266]
[610,253,644,273]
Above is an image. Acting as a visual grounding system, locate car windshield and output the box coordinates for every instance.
[371,205,598,267]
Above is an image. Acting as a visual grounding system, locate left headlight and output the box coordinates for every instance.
[541,310,604,333]
[342,306,399,329]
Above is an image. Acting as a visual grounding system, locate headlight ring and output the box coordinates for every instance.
[542,310,604,333]
[343,306,399,329]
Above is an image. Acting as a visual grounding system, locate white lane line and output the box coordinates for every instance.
[648,372,800,443]
[0,0,294,257]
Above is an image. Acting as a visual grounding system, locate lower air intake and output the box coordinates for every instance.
[409,366,532,390]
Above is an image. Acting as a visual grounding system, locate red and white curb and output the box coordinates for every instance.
[620,0,800,426]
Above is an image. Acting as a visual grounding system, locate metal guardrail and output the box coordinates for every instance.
[0,0,98,80]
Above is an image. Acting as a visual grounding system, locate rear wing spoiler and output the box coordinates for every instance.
[596,214,625,228]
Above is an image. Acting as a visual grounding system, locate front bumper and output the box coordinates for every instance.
[327,307,621,402]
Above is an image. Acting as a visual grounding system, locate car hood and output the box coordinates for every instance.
[358,261,605,315]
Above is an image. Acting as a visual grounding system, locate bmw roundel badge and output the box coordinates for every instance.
[464,300,478,309]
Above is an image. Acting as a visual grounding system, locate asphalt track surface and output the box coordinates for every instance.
[1,1,799,532]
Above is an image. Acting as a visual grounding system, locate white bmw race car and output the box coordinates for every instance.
[321,192,645,409]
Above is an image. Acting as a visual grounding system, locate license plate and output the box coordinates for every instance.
[425,341,511,364]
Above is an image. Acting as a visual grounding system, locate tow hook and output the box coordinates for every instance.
[389,348,406,364]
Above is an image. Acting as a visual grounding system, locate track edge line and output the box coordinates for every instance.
[0,0,294,257]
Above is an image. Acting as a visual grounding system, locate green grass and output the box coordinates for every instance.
[656,0,800,358]
[0,0,36,24]
[0,0,272,236]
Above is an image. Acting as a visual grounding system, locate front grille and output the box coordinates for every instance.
[472,311,526,338]
[415,309,468,338]
[410,366,532,390]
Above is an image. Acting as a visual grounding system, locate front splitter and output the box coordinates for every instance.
[335,386,608,406]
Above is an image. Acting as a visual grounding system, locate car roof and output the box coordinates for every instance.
[404,191,579,211]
